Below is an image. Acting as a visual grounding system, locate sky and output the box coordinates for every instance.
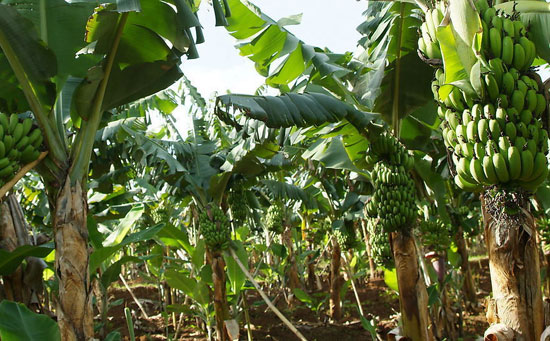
[171,0,367,132]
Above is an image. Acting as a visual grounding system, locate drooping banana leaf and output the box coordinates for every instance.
[216,92,376,131]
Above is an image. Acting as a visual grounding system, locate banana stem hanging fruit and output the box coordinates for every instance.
[199,204,231,251]
[426,0,549,193]
[365,133,417,232]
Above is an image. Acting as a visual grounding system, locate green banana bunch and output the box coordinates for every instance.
[367,218,393,269]
[228,187,248,225]
[265,203,285,233]
[333,221,358,251]
[0,113,43,185]
[366,133,417,232]
[418,217,452,252]
[426,0,549,192]
[418,4,445,60]
[199,204,231,251]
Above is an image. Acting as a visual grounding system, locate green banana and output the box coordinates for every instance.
[478,118,489,143]
[488,58,505,85]
[522,166,548,192]
[519,149,534,180]
[493,153,510,183]
[489,27,502,59]
[470,157,488,184]
[8,114,17,134]
[502,72,515,96]
[513,43,526,70]
[527,152,547,181]
[501,36,514,65]
[505,122,517,141]
[467,120,478,141]
[484,73,499,101]
[507,146,521,180]
[3,136,13,152]
[526,90,537,112]
[483,155,499,184]
[455,173,481,192]
[511,90,525,111]
[534,94,546,117]
[15,136,29,150]
[12,123,23,143]
[0,158,10,169]
[0,114,9,132]
[0,164,14,179]
[502,18,515,38]
[21,118,33,138]
[513,20,525,37]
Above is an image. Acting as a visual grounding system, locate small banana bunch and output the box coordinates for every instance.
[365,133,417,232]
[366,217,393,268]
[199,204,231,251]
[228,187,248,225]
[0,113,43,186]
[333,222,358,251]
[265,203,285,234]
[418,3,445,60]
[427,0,549,192]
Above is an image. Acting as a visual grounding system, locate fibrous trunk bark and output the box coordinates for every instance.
[329,239,342,321]
[455,225,477,304]
[0,200,27,304]
[0,195,45,309]
[53,178,93,341]
[208,249,230,341]
[390,231,433,341]
[361,219,376,280]
[282,227,301,302]
[481,193,543,340]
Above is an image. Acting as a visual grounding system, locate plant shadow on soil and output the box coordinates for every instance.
[104,258,491,340]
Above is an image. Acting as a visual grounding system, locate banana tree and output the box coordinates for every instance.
[416,0,550,337]
[0,1,233,339]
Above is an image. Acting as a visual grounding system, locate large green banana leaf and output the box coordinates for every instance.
[216,92,376,130]
[225,0,350,88]
[355,1,433,126]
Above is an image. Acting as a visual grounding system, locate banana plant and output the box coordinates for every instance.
[0,0,233,338]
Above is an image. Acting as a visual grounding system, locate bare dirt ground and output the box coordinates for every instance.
[104,258,491,340]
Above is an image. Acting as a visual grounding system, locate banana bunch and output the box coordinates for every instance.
[0,113,42,186]
[228,187,248,225]
[418,3,445,60]
[365,133,417,232]
[265,203,285,234]
[418,218,451,252]
[365,132,415,170]
[333,221,358,251]
[478,2,536,72]
[199,204,231,251]
[367,218,393,268]
[429,0,549,192]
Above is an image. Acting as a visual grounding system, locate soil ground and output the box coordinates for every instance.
[104,258,491,340]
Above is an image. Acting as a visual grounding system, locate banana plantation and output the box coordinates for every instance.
[3,0,550,340]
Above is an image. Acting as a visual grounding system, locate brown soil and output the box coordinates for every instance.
[102,258,492,340]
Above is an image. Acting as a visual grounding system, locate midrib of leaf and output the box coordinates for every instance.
[70,12,130,184]
[39,0,47,43]
[392,3,405,137]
